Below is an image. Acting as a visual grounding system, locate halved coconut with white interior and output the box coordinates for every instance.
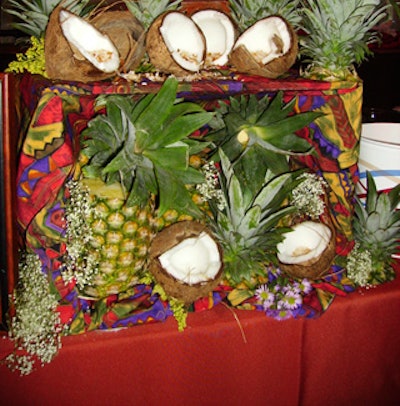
[229,16,298,78]
[45,6,122,82]
[277,221,336,279]
[191,9,236,68]
[149,221,223,304]
[146,11,205,76]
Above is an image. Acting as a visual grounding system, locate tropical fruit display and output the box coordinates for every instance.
[4,0,389,81]
[73,76,214,298]
[4,0,400,375]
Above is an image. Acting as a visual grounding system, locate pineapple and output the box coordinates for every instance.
[299,0,387,81]
[207,149,302,287]
[70,77,213,298]
[207,91,320,194]
[228,0,302,31]
[351,172,400,284]
[205,91,321,287]
[3,0,92,38]
[123,0,182,29]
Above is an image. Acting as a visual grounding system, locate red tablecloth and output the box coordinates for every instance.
[1,269,400,406]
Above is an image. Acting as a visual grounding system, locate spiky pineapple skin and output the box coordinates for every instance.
[83,195,157,298]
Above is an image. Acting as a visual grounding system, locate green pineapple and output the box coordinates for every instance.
[205,91,321,287]
[72,77,213,297]
[351,172,400,284]
[299,0,387,80]
[228,0,302,31]
[207,91,320,195]
[207,149,302,287]
[123,0,182,29]
[3,0,92,38]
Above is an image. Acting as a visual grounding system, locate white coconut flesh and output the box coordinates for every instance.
[277,222,332,265]
[158,232,221,285]
[234,17,291,65]
[59,10,120,73]
[160,12,205,72]
[191,10,235,67]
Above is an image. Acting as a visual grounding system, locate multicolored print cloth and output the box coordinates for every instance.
[16,73,360,333]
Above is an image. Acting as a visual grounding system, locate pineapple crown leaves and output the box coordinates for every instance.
[123,0,182,30]
[228,0,302,31]
[207,91,321,191]
[299,0,387,79]
[80,77,214,217]
[3,0,92,38]
[209,149,301,283]
[353,172,400,258]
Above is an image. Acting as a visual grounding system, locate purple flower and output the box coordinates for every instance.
[266,308,293,321]
[298,279,313,294]
[255,285,275,308]
[281,291,302,310]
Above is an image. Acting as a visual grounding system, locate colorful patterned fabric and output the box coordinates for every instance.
[16,73,361,333]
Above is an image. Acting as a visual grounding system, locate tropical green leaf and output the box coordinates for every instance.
[159,112,214,148]
[238,205,261,237]
[365,171,378,213]
[143,144,189,172]
[365,211,381,233]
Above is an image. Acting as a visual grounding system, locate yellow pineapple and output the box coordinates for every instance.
[65,77,214,298]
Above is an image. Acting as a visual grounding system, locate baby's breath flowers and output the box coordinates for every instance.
[255,268,313,321]
[291,172,328,219]
[346,243,373,287]
[62,179,99,290]
[196,161,226,211]
[4,252,62,375]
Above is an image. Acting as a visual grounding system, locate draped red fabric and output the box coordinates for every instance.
[1,266,399,405]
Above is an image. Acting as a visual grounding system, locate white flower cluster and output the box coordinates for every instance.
[63,179,98,290]
[196,161,226,210]
[5,252,62,375]
[346,243,373,287]
[291,172,328,219]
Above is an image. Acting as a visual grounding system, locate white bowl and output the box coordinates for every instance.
[357,123,400,197]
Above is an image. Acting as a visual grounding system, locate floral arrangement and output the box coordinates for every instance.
[2,0,399,376]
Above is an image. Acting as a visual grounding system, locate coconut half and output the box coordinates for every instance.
[146,11,205,76]
[229,16,298,78]
[59,9,120,73]
[191,9,236,68]
[45,6,145,82]
[89,10,146,74]
[149,221,223,304]
[277,221,336,279]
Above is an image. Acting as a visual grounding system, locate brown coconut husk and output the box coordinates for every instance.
[149,221,224,304]
[278,220,336,280]
[146,12,206,77]
[45,5,145,82]
[229,17,298,79]
[90,9,145,73]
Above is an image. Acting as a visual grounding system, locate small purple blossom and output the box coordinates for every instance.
[255,271,314,321]
[266,308,293,321]
[297,279,313,294]
[281,291,302,310]
[255,285,275,308]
